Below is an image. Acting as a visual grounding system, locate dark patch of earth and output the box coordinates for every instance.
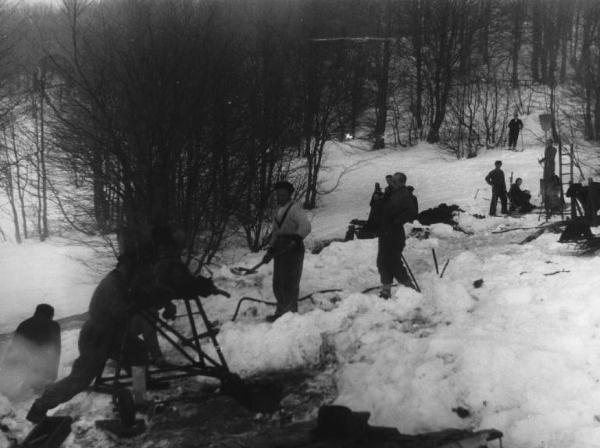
[76,368,338,448]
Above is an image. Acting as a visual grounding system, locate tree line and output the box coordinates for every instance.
[0,0,599,262]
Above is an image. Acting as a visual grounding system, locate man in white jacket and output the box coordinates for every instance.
[262,181,311,322]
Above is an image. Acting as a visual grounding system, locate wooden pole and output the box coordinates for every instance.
[570,144,576,220]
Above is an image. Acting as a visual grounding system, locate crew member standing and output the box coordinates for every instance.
[485,160,508,216]
[376,172,417,299]
[262,181,311,322]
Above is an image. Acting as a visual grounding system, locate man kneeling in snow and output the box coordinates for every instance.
[376,172,418,299]
[508,178,534,213]
[0,304,61,400]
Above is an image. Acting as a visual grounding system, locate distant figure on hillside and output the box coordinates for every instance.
[261,181,311,322]
[508,113,524,150]
[485,160,508,216]
[0,304,61,400]
[509,178,533,213]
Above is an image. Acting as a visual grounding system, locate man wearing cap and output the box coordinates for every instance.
[262,181,311,322]
[376,172,418,299]
[508,112,523,150]
[485,160,508,216]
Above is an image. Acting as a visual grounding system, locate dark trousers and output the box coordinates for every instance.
[34,321,146,413]
[490,187,508,215]
[376,237,412,288]
[272,244,305,315]
[508,131,519,148]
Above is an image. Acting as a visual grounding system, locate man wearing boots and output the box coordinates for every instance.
[262,181,311,322]
[485,160,508,216]
[508,113,523,150]
[27,227,227,424]
[376,172,418,299]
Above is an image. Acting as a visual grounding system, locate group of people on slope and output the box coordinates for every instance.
[485,137,562,216]
[485,160,534,215]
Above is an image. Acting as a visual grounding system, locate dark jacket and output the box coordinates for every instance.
[485,168,506,191]
[378,186,417,241]
[3,312,61,383]
[509,184,531,206]
[508,118,523,134]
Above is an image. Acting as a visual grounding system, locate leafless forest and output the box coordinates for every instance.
[0,0,599,262]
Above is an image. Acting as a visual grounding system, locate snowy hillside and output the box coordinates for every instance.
[1,112,600,448]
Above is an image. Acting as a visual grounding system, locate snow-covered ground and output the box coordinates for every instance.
[2,113,600,448]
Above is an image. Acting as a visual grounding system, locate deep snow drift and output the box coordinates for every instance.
[1,113,600,448]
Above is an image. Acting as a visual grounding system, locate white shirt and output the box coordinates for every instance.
[270,200,311,247]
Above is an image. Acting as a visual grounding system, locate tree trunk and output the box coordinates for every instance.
[373,39,391,149]
[531,0,542,82]
[511,0,524,88]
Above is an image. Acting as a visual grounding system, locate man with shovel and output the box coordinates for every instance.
[261,181,311,322]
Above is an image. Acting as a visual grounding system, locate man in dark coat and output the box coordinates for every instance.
[376,172,418,299]
[485,160,508,216]
[262,181,311,322]
[509,178,533,213]
[27,229,225,423]
[0,304,61,400]
[508,113,523,150]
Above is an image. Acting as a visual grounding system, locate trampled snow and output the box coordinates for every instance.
[2,114,600,448]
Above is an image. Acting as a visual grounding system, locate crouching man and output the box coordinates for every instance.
[0,304,61,400]
[27,229,226,424]
[262,181,311,322]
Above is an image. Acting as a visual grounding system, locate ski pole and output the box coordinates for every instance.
[431,248,439,275]
[440,259,450,278]
[401,254,421,293]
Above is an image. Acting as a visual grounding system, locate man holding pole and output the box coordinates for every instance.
[375,172,418,299]
[508,113,523,151]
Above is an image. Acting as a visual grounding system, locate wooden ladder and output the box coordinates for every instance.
[558,142,574,219]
